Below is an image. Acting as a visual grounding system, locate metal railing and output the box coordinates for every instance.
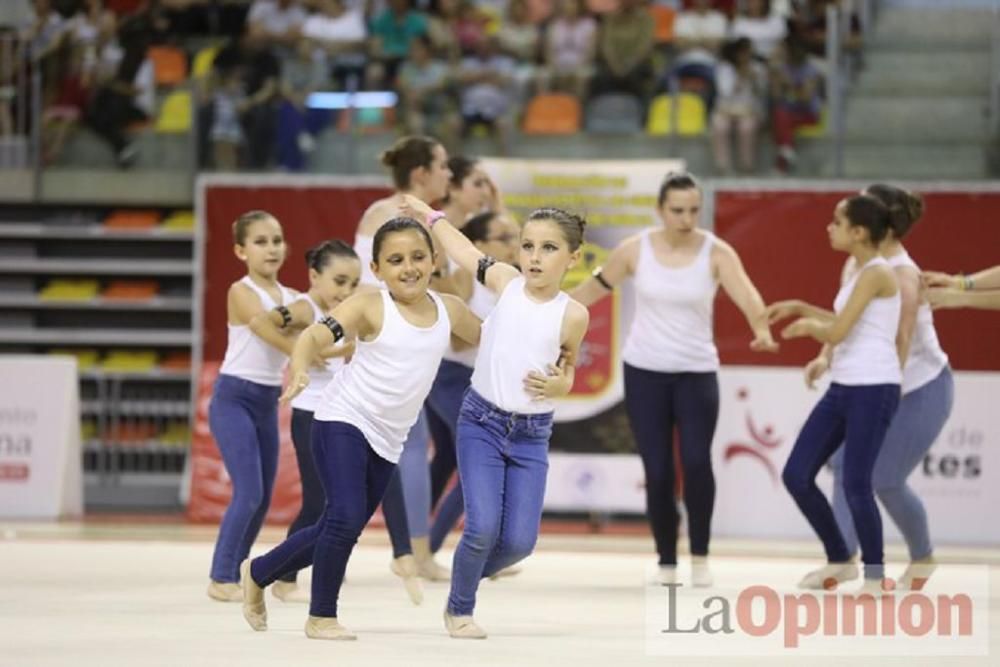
[990,0,1000,138]
[0,33,40,176]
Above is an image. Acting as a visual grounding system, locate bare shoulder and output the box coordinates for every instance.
[358,195,403,235]
[564,298,591,332]
[438,292,469,317]
[709,235,739,261]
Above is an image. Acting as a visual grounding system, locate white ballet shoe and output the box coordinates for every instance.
[271,580,310,603]
[206,580,242,602]
[390,554,424,605]
[444,611,488,639]
[797,562,859,590]
[898,558,937,591]
[240,559,267,631]
[691,557,714,588]
[305,615,357,640]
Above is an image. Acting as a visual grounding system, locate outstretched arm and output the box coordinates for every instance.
[926,288,1000,311]
[400,194,520,295]
[781,267,895,344]
[923,264,1000,291]
[568,235,638,308]
[714,241,778,352]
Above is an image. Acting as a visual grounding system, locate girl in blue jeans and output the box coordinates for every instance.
[402,195,590,639]
[207,211,295,602]
[819,185,953,590]
[239,218,481,640]
[246,240,362,602]
[768,194,902,591]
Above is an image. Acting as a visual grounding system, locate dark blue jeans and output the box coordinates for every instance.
[623,364,719,565]
[250,420,396,618]
[447,388,552,616]
[208,374,281,583]
[279,408,324,583]
[425,360,474,552]
[783,382,900,580]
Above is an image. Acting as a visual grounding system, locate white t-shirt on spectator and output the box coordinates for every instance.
[673,10,726,66]
[460,55,515,118]
[547,16,597,71]
[134,58,156,117]
[248,0,308,38]
[302,10,367,44]
[730,14,787,59]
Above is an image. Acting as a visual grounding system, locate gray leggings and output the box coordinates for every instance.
[830,366,954,561]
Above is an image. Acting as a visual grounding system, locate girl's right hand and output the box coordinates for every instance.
[280,371,310,404]
[765,300,802,325]
[399,194,434,226]
[804,356,829,390]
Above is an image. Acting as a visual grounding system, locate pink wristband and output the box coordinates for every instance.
[427,210,446,227]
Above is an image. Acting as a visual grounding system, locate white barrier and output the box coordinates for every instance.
[0,356,82,519]
[545,367,1000,546]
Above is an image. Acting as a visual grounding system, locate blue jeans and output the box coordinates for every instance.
[783,382,900,580]
[250,420,396,618]
[208,374,281,583]
[447,388,552,616]
[425,360,474,552]
[830,367,954,561]
[623,365,719,565]
[397,410,431,539]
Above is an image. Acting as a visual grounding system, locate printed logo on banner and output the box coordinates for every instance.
[644,562,990,656]
[0,407,35,482]
[920,426,983,490]
[722,387,785,484]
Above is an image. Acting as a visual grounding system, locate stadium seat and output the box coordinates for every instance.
[148,46,188,87]
[155,90,193,133]
[646,93,706,136]
[585,93,643,133]
[522,94,582,135]
[649,5,676,44]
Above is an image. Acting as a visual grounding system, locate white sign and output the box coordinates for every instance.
[0,356,83,518]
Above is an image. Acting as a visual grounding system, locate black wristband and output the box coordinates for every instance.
[593,268,613,291]
[275,305,292,328]
[477,256,497,285]
[320,315,345,342]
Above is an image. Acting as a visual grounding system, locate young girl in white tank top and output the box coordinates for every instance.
[238,218,481,641]
[207,211,295,602]
[401,195,590,640]
[245,240,361,602]
[767,194,902,591]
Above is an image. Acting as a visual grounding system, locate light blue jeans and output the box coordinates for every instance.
[397,409,431,539]
[830,366,954,562]
[447,388,552,616]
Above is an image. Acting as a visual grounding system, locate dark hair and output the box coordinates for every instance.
[462,211,499,244]
[232,210,277,245]
[657,171,700,207]
[447,155,479,189]
[525,207,586,251]
[372,217,435,263]
[305,239,358,272]
[379,135,440,190]
[864,184,925,240]
[843,194,892,246]
[721,37,753,65]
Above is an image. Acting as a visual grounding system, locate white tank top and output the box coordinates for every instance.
[471,276,570,415]
[290,294,347,413]
[442,275,497,368]
[830,256,902,386]
[218,276,295,386]
[621,230,720,373]
[314,290,451,463]
[887,250,949,394]
[354,232,379,286]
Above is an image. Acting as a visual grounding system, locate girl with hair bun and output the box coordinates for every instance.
[767,194,902,592]
[821,185,952,590]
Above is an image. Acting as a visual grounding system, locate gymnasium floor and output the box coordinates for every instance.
[1,520,997,667]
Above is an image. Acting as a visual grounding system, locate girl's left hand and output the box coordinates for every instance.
[781,317,818,340]
[924,288,963,309]
[750,330,779,352]
[523,364,571,400]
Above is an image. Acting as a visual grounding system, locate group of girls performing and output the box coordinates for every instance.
[203,132,993,641]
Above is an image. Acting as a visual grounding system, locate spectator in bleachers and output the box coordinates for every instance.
[212,35,282,168]
[367,0,429,88]
[276,38,332,170]
[669,0,726,108]
[82,3,163,167]
[456,34,514,153]
[301,0,367,90]
[538,0,596,98]
[591,0,654,100]
[769,35,822,173]
[247,0,307,55]
[729,0,786,61]
[790,0,861,63]
[397,34,457,145]
[452,0,488,55]
[711,37,765,174]
[210,60,247,169]
[496,0,540,102]
[22,0,69,105]
[426,0,463,61]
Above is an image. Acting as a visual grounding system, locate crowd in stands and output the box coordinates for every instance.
[0,0,863,174]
